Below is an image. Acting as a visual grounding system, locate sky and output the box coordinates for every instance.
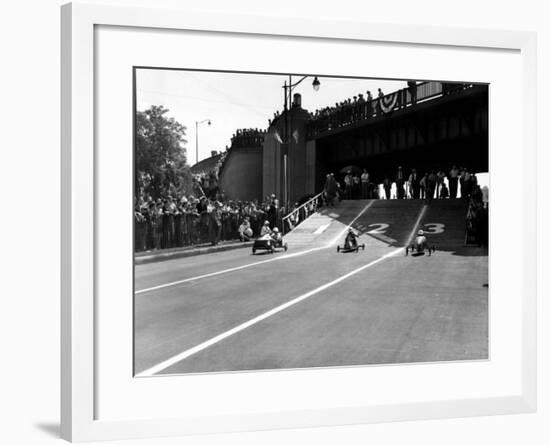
[136,69,408,165]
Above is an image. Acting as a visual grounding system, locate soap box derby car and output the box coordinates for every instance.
[337,229,365,253]
[337,243,365,253]
[252,233,288,254]
[405,230,435,256]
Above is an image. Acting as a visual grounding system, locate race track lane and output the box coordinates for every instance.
[134,237,395,374]
[156,249,488,375]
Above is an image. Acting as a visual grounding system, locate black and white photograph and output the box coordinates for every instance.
[133,68,489,377]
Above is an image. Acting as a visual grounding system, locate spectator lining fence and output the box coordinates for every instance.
[134,209,287,252]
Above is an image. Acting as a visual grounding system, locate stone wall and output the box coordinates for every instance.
[219,145,263,202]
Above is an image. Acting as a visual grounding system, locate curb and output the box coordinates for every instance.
[135,241,254,265]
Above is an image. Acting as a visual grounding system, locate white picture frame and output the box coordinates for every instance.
[61,2,537,442]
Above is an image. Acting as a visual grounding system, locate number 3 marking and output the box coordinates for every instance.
[367,223,389,234]
[423,223,445,234]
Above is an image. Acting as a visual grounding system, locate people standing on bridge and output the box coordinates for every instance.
[377,88,384,115]
[395,166,405,199]
[366,91,373,118]
[357,93,365,120]
[409,168,420,199]
[361,169,370,199]
[351,96,358,122]
[407,80,417,105]
[448,165,460,198]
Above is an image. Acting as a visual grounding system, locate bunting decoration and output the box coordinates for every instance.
[379,93,399,114]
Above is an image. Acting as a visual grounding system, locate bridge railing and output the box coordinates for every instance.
[307,81,475,138]
[282,191,324,234]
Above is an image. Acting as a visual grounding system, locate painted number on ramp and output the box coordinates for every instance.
[423,223,445,234]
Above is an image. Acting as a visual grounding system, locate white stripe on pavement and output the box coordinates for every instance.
[136,246,403,377]
[328,200,375,245]
[135,245,326,294]
[405,204,428,247]
[136,201,375,295]
[313,223,330,235]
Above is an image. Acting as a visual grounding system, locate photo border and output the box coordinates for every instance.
[61,2,537,441]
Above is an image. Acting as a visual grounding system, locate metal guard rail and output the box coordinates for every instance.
[282,191,324,233]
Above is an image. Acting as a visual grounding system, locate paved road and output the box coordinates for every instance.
[134,200,488,376]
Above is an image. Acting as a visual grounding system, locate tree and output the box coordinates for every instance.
[135,105,192,200]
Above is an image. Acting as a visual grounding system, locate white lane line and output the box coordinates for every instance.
[135,245,326,294]
[136,246,403,377]
[313,223,330,235]
[405,204,428,246]
[136,201,375,295]
[328,200,375,246]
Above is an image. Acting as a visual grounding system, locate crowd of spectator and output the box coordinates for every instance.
[306,82,475,137]
[324,165,483,204]
[231,128,266,148]
[311,89,382,128]
[133,128,291,253]
[323,164,489,247]
[268,84,405,132]
[134,193,286,252]
[307,85,410,136]
[135,164,488,253]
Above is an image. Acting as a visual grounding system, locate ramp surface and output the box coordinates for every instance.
[419,199,469,250]
[352,200,425,246]
[283,200,370,247]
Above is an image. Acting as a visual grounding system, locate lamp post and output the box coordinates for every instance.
[195,119,211,165]
[281,76,320,209]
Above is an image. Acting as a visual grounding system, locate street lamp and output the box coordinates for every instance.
[281,75,321,209]
[282,75,321,110]
[312,76,321,92]
[195,119,211,165]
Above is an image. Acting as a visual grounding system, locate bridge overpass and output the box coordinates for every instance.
[209,81,487,207]
[263,81,488,205]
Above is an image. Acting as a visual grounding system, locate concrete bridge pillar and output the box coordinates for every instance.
[263,101,311,208]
